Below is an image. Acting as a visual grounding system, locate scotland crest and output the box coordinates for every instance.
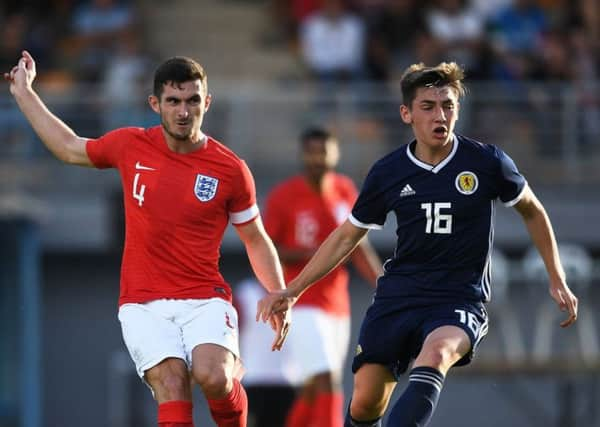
[194,174,219,202]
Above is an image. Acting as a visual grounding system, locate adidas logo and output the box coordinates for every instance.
[400,184,416,197]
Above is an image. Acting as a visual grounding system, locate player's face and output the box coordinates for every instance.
[302,138,340,180]
[149,79,211,143]
[400,85,459,150]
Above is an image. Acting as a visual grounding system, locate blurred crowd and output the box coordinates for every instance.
[269,0,599,84]
[0,0,149,86]
[1,0,599,162]
[0,0,156,157]
[266,0,600,159]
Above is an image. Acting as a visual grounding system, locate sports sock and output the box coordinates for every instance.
[343,402,381,427]
[312,391,344,427]
[206,379,248,427]
[285,396,312,427]
[387,366,445,427]
[157,400,194,427]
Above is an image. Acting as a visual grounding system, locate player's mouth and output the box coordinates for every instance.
[433,126,448,138]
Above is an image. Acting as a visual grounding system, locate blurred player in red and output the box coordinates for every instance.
[263,127,382,427]
[235,276,300,427]
[4,51,291,427]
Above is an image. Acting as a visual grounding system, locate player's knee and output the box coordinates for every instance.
[146,368,190,400]
[351,392,387,420]
[419,341,460,371]
[193,366,231,398]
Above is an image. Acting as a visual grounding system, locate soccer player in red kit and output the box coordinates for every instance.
[263,128,382,427]
[5,51,291,427]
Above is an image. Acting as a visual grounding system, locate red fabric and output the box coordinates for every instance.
[264,173,358,316]
[206,379,248,427]
[285,397,312,427]
[86,126,258,306]
[157,400,193,426]
[312,392,344,427]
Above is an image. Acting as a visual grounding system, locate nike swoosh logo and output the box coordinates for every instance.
[135,161,156,171]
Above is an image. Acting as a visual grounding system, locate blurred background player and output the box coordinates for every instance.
[234,276,300,427]
[263,127,383,427]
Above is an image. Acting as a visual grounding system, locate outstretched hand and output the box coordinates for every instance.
[269,309,291,351]
[256,288,298,351]
[549,279,578,328]
[4,50,36,95]
[256,289,297,323]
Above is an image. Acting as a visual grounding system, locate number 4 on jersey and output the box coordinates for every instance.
[133,173,146,206]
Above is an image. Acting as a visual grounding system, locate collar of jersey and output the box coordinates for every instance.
[406,134,458,174]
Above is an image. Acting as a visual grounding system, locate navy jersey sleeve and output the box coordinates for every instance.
[495,146,527,206]
[349,163,388,230]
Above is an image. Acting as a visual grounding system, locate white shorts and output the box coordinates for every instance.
[286,306,350,382]
[118,298,240,378]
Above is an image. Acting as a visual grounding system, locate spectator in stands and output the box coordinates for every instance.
[487,0,549,80]
[299,0,366,83]
[359,0,429,82]
[424,0,486,78]
[69,0,134,82]
[101,29,154,131]
[267,0,323,46]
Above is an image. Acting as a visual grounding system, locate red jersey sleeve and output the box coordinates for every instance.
[85,128,131,169]
[229,160,259,225]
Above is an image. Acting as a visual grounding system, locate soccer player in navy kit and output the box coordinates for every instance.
[257,62,578,426]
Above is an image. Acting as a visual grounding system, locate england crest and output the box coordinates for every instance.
[194,174,219,202]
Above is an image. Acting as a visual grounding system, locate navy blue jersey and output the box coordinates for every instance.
[350,134,526,304]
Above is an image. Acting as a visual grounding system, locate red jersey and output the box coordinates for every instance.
[264,173,358,316]
[86,126,258,306]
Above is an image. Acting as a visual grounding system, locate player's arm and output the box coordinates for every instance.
[4,50,92,166]
[235,216,290,350]
[257,219,369,321]
[349,237,383,288]
[236,216,286,293]
[513,184,578,327]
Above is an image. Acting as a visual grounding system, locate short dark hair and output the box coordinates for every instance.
[299,127,336,149]
[400,62,466,108]
[153,56,207,99]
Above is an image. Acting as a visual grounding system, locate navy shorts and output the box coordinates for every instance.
[352,297,488,380]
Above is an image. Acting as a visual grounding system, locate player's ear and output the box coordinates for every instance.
[204,93,212,112]
[400,104,412,124]
[148,95,160,114]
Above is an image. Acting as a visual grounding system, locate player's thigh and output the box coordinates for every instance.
[118,303,187,378]
[180,297,241,363]
[416,302,488,372]
[351,363,397,418]
[413,325,471,372]
[191,342,237,385]
[286,307,350,380]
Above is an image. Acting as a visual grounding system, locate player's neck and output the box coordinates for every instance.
[304,173,328,193]
[163,130,207,154]
[413,138,454,167]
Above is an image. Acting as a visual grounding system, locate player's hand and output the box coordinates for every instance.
[269,309,291,351]
[4,50,36,96]
[549,279,578,327]
[256,288,297,323]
